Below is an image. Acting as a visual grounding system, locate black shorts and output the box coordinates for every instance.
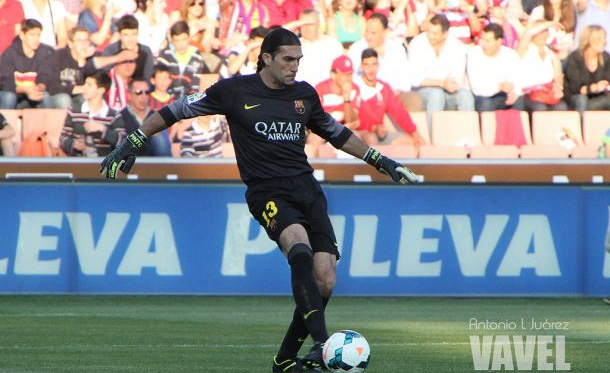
[245,173,340,259]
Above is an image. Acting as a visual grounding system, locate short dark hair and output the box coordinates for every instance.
[361,48,378,61]
[250,26,270,40]
[368,12,389,30]
[152,64,171,77]
[87,72,112,93]
[21,19,43,33]
[483,23,504,40]
[256,28,301,72]
[117,15,139,32]
[170,21,190,37]
[429,14,450,33]
[69,26,89,41]
[129,78,149,90]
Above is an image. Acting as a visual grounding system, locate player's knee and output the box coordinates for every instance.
[315,270,336,297]
[287,243,314,269]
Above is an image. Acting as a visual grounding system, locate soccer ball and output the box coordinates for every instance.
[323,330,371,373]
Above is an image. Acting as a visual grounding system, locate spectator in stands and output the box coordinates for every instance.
[575,0,610,54]
[528,0,576,62]
[295,8,344,87]
[180,0,219,53]
[363,0,419,40]
[480,0,519,48]
[180,115,230,157]
[149,64,175,111]
[78,0,120,53]
[0,0,25,56]
[106,54,137,111]
[147,64,175,159]
[0,112,17,157]
[0,19,54,109]
[409,14,474,128]
[21,0,69,48]
[517,21,568,112]
[59,71,118,156]
[51,26,95,110]
[261,0,313,29]
[134,0,170,56]
[348,13,412,94]
[354,48,425,146]
[101,15,155,81]
[58,0,83,29]
[423,0,481,44]
[105,0,137,20]
[218,0,270,45]
[110,78,171,156]
[157,21,215,98]
[307,55,361,156]
[326,0,365,48]
[467,23,524,111]
[564,25,610,114]
[221,26,269,77]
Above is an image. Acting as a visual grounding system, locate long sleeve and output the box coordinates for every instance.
[0,47,16,92]
[59,110,78,156]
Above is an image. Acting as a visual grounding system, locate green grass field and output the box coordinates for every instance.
[0,296,608,372]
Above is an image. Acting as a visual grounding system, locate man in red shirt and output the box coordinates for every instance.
[307,55,361,156]
[354,48,426,146]
[0,0,25,55]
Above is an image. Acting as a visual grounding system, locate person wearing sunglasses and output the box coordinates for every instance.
[106,78,171,156]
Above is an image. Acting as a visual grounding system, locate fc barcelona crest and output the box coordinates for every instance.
[294,100,305,115]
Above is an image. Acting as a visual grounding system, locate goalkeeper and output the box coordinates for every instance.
[101,28,418,373]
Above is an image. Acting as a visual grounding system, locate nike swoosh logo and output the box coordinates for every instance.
[244,103,261,110]
[303,309,318,320]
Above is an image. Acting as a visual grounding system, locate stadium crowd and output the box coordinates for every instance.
[0,0,609,157]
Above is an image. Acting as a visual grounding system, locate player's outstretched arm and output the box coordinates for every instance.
[340,133,420,184]
[100,111,168,179]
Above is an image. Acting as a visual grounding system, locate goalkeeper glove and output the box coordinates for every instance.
[100,129,147,179]
[363,147,419,184]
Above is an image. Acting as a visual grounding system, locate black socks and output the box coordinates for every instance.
[277,243,330,361]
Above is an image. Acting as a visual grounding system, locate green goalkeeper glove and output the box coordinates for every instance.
[363,147,419,184]
[100,129,147,179]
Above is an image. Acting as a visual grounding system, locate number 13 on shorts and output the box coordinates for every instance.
[262,200,278,227]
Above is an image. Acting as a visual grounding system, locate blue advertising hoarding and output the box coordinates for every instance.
[0,182,608,296]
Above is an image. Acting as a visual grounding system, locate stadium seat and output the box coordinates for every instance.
[520,145,570,158]
[470,145,520,159]
[221,142,235,158]
[410,111,431,145]
[418,145,469,158]
[375,144,418,158]
[480,111,532,146]
[304,143,317,158]
[21,109,68,155]
[318,143,337,158]
[0,109,22,153]
[582,111,610,147]
[431,111,481,146]
[571,145,599,158]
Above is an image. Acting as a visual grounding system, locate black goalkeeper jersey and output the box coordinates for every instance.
[160,74,351,183]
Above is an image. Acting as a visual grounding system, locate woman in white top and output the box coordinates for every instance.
[517,20,568,112]
[21,0,69,48]
[134,0,170,56]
